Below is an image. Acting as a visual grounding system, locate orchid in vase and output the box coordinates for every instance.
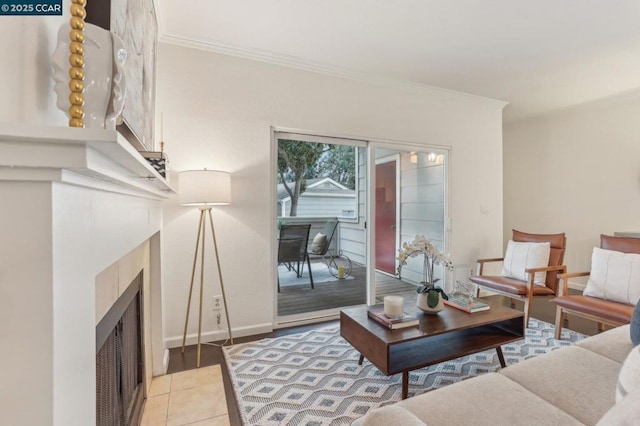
[397,235,454,309]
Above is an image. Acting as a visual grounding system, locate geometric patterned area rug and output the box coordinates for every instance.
[222,318,586,425]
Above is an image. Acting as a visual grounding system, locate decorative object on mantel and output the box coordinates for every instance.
[397,235,453,314]
[51,21,127,130]
[84,0,158,151]
[179,169,234,367]
[139,114,168,177]
[66,0,87,127]
[139,150,167,177]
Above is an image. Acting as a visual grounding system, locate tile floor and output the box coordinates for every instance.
[141,365,230,426]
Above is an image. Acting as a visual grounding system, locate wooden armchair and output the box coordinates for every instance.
[470,230,567,327]
[551,234,639,339]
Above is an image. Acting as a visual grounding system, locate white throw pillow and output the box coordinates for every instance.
[584,247,640,306]
[311,233,328,254]
[501,240,551,285]
[616,345,640,403]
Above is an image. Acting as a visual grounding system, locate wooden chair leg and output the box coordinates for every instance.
[597,322,605,333]
[554,307,563,339]
[523,298,531,328]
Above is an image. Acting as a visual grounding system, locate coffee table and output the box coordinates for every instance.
[340,296,524,399]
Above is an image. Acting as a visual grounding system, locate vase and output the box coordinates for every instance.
[417,292,445,315]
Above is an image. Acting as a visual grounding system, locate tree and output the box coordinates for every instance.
[277,140,326,216]
[317,145,356,189]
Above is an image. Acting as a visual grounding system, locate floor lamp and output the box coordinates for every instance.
[179,169,233,368]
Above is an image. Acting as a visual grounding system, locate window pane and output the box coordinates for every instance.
[277,138,358,219]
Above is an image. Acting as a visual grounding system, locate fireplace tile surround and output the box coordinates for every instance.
[0,124,174,425]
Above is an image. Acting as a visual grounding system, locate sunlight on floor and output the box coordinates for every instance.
[141,365,230,426]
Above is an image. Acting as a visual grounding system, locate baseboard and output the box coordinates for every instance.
[164,322,274,349]
[275,312,340,328]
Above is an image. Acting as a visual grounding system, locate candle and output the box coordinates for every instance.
[384,295,404,319]
[337,265,345,279]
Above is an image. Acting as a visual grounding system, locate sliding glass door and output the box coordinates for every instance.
[371,147,449,304]
[274,131,368,322]
[273,131,449,324]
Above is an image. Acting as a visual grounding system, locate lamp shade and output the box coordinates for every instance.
[178,170,231,206]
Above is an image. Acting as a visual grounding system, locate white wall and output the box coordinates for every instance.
[157,43,505,344]
[503,90,640,279]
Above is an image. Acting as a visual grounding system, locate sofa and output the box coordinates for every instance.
[353,325,639,425]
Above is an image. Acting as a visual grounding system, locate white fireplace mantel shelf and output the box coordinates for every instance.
[0,123,175,199]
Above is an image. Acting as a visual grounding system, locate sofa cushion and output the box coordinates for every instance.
[502,240,551,285]
[351,405,426,426]
[631,303,640,346]
[597,385,640,426]
[500,346,621,425]
[393,373,582,426]
[583,247,640,306]
[616,344,640,402]
[577,324,633,364]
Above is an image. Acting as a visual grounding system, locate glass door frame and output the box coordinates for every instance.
[271,127,369,327]
[270,127,451,326]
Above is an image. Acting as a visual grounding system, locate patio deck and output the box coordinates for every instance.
[277,260,417,317]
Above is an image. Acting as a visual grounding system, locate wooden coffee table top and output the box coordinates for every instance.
[342,296,523,344]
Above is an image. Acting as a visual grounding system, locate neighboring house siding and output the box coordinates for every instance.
[278,177,356,218]
[284,195,356,218]
[339,147,367,265]
[398,152,446,286]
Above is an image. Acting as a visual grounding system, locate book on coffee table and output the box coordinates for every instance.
[367,306,419,329]
[444,297,491,313]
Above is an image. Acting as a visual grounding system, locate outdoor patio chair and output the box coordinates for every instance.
[470,229,567,328]
[551,234,639,339]
[278,224,313,292]
[309,220,353,278]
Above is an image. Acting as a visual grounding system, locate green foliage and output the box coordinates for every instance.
[278,140,327,216]
[317,145,356,189]
[416,283,449,308]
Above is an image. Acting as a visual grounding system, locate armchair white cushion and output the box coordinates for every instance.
[583,247,640,306]
[501,240,551,285]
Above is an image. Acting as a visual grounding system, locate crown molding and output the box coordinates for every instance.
[159,32,507,109]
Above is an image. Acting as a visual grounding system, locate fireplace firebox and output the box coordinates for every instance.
[96,273,145,426]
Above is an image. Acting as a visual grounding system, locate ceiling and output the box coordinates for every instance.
[156,0,640,122]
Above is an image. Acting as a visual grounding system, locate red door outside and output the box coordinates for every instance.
[375,161,397,274]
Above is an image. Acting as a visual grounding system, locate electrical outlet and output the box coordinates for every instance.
[213,295,222,311]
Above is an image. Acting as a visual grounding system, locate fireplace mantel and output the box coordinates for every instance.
[0,123,174,198]
[0,124,173,426]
